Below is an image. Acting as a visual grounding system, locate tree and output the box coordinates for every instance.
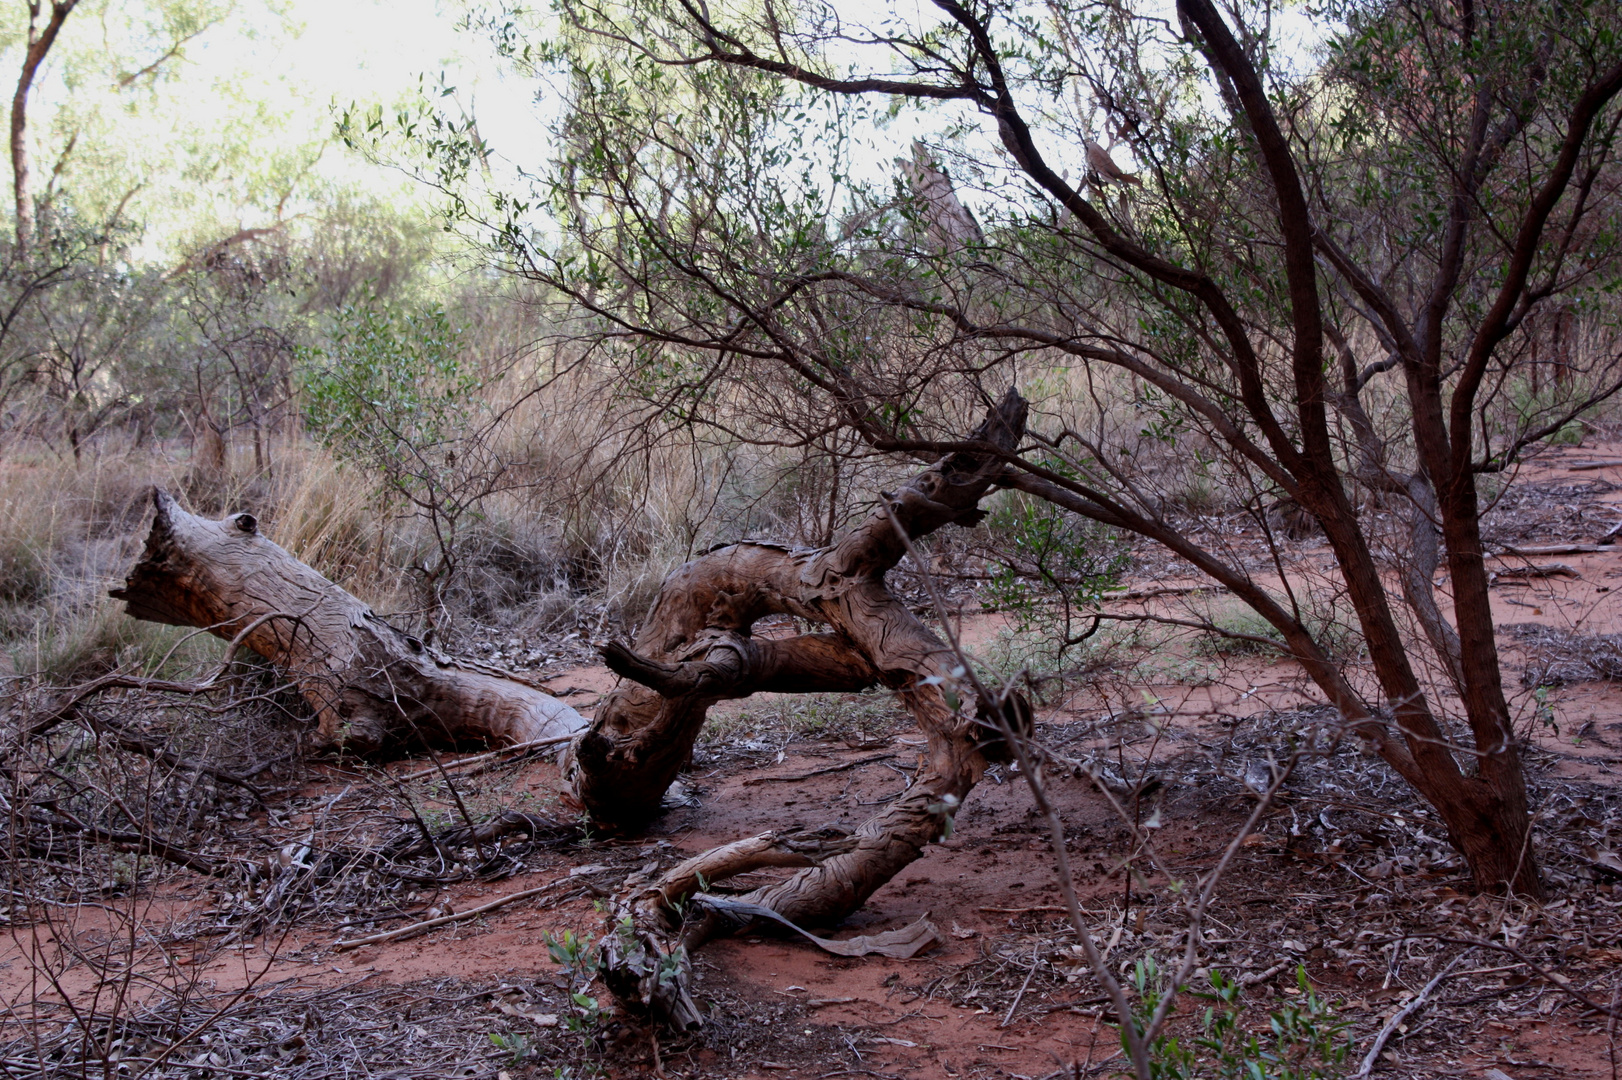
[9,0,78,255]
[424,0,1622,896]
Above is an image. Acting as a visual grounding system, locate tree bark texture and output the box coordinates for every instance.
[111,489,585,753]
[568,390,1027,1025]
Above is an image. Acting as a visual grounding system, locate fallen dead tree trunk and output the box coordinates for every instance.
[566,390,1027,1026]
[109,490,585,753]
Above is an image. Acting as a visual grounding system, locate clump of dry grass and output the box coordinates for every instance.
[0,371,834,684]
[0,449,212,683]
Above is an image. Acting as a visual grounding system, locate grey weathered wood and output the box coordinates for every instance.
[111,489,585,752]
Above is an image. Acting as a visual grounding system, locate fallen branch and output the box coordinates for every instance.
[569,391,1027,1028]
[979,905,1071,915]
[1352,951,1472,1079]
[395,734,578,784]
[110,490,586,752]
[1497,544,1602,556]
[741,753,897,786]
[28,811,242,878]
[1104,584,1224,601]
[332,877,572,950]
[1491,563,1577,579]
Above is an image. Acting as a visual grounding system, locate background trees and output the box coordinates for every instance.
[411,0,1622,895]
[6,0,1621,899]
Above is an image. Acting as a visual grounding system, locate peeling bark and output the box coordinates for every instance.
[110,489,585,753]
[570,390,1027,1025]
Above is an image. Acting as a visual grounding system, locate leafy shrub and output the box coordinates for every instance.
[1127,956,1351,1080]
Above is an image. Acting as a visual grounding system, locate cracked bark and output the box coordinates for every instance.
[569,390,1027,1026]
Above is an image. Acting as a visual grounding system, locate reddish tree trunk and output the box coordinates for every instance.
[568,391,1026,1024]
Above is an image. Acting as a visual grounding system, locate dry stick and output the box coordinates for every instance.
[395,734,577,784]
[1497,543,1603,555]
[26,609,311,739]
[1607,973,1619,1080]
[1369,932,1622,1017]
[878,504,1151,1080]
[1000,943,1041,1028]
[84,718,267,801]
[1150,749,1307,1007]
[740,753,897,786]
[1351,950,1473,1079]
[979,905,1072,915]
[332,877,569,950]
[25,811,238,878]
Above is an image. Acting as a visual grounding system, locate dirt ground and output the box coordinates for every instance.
[6,445,1622,1079]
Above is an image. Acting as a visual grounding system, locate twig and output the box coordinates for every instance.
[742,754,897,785]
[25,609,311,739]
[395,734,577,783]
[879,502,1152,1080]
[1000,943,1041,1028]
[1366,932,1621,1016]
[332,877,568,950]
[1238,962,1291,986]
[1352,950,1472,1078]
[1607,973,1619,1080]
[26,811,240,878]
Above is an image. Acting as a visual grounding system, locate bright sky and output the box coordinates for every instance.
[5,0,551,256]
[237,0,548,161]
[6,0,1333,255]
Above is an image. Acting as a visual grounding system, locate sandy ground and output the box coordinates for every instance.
[7,444,1622,1078]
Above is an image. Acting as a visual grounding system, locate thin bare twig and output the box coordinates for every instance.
[1352,950,1473,1078]
[394,733,577,783]
[741,753,897,786]
[1000,942,1041,1028]
[332,876,572,950]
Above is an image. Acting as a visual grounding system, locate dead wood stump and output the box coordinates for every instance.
[569,390,1028,1026]
[110,489,585,752]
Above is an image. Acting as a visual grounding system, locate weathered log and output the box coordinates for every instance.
[110,489,585,753]
[570,390,1028,1025]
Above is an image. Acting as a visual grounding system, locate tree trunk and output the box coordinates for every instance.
[110,489,585,753]
[567,390,1027,1025]
[11,1,78,256]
